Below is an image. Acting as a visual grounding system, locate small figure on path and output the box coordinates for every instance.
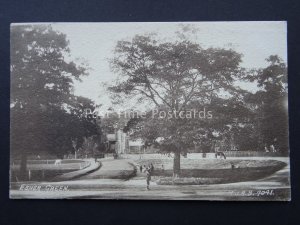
[139,165,143,173]
[150,163,154,172]
[146,169,151,190]
[142,165,146,173]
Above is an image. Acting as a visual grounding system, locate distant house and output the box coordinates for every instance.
[106,130,158,154]
[128,139,144,153]
[106,130,128,154]
[106,133,117,153]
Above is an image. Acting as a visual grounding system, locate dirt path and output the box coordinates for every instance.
[78,159,135,180]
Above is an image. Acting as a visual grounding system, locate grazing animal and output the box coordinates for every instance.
[215,151,226,159]
[54,159,62,165]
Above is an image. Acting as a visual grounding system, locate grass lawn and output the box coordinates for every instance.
[134,158,287,185]
[10,159,91,182]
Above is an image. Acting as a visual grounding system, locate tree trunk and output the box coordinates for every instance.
[19,151,28,180]
[173,151,181,178]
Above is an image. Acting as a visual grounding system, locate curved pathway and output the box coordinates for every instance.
[78,159,135,180]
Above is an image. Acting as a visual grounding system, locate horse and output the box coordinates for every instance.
[54,159,62,165]
[215,151,226,159]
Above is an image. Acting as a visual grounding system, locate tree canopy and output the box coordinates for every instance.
[108,31,248,176]
[244,55,288,153]
[109,34,244,110]
[10,25,99,175]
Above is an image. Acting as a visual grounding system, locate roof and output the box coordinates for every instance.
[107,134,116,141]
[129,140,144,147]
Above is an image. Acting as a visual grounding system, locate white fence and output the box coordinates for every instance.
[121,151,283,160]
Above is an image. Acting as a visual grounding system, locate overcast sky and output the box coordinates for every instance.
[50,22,287,110]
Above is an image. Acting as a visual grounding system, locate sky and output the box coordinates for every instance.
[49,22,287,110]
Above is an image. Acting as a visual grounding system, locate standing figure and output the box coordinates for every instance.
[150,163,154,173]
[270,144,275,153]
[265,145,269,152]
[143,165,147,173]
[146,169,151,190]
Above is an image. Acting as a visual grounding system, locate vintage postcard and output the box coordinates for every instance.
[10,22,290,200]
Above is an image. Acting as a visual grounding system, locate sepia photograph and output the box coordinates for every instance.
[10,22,290,200]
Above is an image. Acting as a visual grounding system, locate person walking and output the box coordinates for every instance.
[142,165,146,173]
[150,163,154,173]
[146,169,151,190]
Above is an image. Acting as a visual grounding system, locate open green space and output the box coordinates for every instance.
[135,158,286,185]
[10,159,90,182]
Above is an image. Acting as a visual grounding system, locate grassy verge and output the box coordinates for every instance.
[134,158,287,185]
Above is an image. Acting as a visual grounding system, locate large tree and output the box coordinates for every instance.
[108,31,245,176]
[244,55,288,154]
[10,25,98,179]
